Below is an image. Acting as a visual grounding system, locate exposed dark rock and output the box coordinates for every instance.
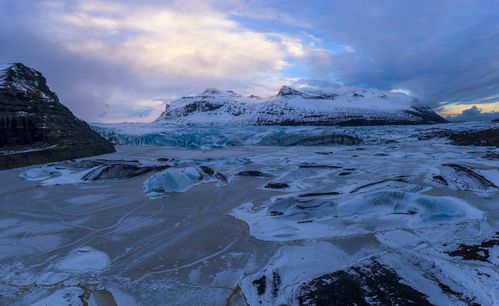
[446,233,499,262]
[237,170,271,177]
[298,260,431,306]
[272,271,281,298]
[448,128,499,147]
[432,175,448,185]
[315,152,333,155]
[405,106,448,124]
[276,85,304,97]
[252,275,267,295]
[443,163,497,190]
[299,163,342,169]
[265,182,289,189]
[199,165,215,176]
[350,177,408,193]
[338,171,352,176]
[0,63,115,170]
[483,152,499,160]
[157,157,174,162]
[258,133,362,146]
[214,172,228,183]
[298,191,341,197]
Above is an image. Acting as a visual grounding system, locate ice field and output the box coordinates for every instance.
[0,122,497,305]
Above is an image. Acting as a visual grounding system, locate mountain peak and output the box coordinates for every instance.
[276,86,303,97]
[200,88,242,98]
[202,88,221,95]
[0,62,58,103]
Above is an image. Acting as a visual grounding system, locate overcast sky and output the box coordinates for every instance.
[1,0,498,122]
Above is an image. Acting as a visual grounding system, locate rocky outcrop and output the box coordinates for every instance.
[448,128,499,147]
[0,63,115,170]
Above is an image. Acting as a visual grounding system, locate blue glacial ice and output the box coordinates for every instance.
[91,121,494,149]
[144,167,203,196]
[144,166,228,197]
[92,124,370,148]
[229,190,484,241]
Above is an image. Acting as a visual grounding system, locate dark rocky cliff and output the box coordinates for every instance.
[0,63,115,170]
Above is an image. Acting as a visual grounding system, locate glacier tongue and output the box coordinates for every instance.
[93,124,368,148]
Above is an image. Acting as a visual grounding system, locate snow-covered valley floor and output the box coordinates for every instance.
[0,123,498,305]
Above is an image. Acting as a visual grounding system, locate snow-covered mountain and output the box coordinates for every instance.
[157,86,447,126]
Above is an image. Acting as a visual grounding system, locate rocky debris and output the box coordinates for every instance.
[264,182,289,189]
[432,175,448,185]
[0,63,115,170]
[446,233,499,262]
[298,163,342,169]
[252,275,267,295]
[448,128,499,147]
[315,151,334,155]
[350,177,408,193]
[338,171,352,176]
[258,133,361,146]
[433,163,497,191]
[298,260,431,306]
[237,170,272,177]
[298,191,341,197]
[250,271,282,298]
[422,128,499,147]
[483,152,499,160]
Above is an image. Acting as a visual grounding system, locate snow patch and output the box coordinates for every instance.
[56,246,110,273]
[31,287,84,306]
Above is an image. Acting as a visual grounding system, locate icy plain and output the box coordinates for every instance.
[0,122,498,305]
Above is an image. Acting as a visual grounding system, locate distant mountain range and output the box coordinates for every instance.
[0,63,114,169]
[0,62,450,169]
[157,86,447,126]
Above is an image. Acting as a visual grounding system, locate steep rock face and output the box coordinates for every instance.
[0,63,115,169]
[157,86,447,126]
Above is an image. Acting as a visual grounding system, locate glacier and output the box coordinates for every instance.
[92,120,496,149]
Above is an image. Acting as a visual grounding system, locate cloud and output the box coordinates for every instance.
[446,105,499,122]
[0,0,327,122]
[2,0,499,122]
[296,0,499,104]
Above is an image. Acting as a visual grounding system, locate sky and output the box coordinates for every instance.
[1,0,498,123]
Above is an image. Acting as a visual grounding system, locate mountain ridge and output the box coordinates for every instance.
[157,86,447,126]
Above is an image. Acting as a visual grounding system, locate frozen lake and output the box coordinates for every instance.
[0,123,498,305]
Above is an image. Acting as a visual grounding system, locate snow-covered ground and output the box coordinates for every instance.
[0,122,497,305]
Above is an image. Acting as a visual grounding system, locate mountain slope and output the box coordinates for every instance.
[157,86,447,126]
[0,63,115,169]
